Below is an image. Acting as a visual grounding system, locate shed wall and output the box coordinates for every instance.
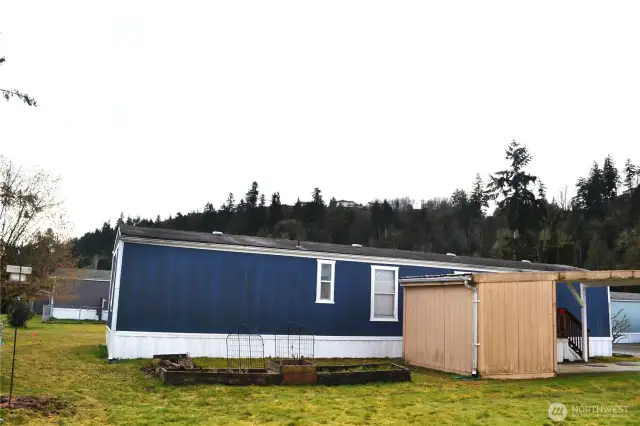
[403,285,473,375]
[478,280,556,379]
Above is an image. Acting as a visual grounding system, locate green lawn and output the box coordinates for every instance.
[1,319,639,425]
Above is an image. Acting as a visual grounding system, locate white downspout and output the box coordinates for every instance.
[464,279,479,377]
[580,283,589,362]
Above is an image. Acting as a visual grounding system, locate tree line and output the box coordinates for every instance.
[73,140,640,274]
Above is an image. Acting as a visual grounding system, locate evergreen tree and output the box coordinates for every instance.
[222,193,235,211]
[244,181,259,209]
[293,198,303,221]
[469,174,489,219]
[488,140,545,258]
[538,181,547,201]
[269,192,283,227]
[116,212,125,229]
[312,187,324,206]
[575,162,605,218]
[602,155,620,200]
[623,158,638,192]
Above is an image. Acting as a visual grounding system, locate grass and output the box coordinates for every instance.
[590,355,640,363]
[0,320,638,425]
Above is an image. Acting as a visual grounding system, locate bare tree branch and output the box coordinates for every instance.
[612,308,631,345]
[1,88,37,106]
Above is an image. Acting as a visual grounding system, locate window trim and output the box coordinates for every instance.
[316,259,336,304]
[370,265,399,322]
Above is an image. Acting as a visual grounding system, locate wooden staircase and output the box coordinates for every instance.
[557,308,590,360]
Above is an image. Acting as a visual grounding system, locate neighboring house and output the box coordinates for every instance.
[611,291,640,344]
[106,225,612,360]
[336,200,363,208]
[37,268,111,321]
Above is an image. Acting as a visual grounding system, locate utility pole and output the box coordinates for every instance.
[3,246,31,411]
[0,239,5,423]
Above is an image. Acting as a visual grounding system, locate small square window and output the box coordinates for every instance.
[316,260,335,304]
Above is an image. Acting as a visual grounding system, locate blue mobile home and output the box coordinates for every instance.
[106,226,612,360]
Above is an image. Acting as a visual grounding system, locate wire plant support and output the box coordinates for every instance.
[275,322,315,362]
[225,324,266,372]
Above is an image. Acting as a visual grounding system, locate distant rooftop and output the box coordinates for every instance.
[52,268,111,281]
[611,291,640,301]
[118,225,578,272]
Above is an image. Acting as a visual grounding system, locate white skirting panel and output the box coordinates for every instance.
[107,331,403,360]
[106,327,114,356]
[589,337,613,357]
[614,333,640,344]
[557,337,613,362]
[52,307,108,321]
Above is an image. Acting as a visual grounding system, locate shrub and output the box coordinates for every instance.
[8,300,34,327]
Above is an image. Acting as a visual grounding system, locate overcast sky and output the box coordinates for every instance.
[1,1,639,236]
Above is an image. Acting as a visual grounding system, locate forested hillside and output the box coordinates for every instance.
[73,141,640,273]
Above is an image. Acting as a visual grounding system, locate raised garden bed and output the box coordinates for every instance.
[268,358,317,384]
[158,367,283,386]
[150,355,410,386]
[316,363,410,385]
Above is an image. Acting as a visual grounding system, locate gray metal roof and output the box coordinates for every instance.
[611,292,640,301]
[119,225,578,272]
[52,268,111,281]
[399,273,473,283]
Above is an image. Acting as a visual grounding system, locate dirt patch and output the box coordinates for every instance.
[0,395,72,416]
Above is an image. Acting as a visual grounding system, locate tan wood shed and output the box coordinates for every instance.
[401,270,640,379]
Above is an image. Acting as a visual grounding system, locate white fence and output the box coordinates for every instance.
[42,304,108,322]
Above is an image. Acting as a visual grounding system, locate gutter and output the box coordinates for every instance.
[463,278,479,377]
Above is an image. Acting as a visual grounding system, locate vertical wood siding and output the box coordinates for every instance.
[478,280,557,379]
[403,285,473,375]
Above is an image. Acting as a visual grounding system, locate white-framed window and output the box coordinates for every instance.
[370,265,399,321]
[316,259,336,304]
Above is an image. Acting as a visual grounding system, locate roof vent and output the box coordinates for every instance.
[352,244,363,248]
[212,231,223,236]
[446,253,456,256]
[521,260,531,263]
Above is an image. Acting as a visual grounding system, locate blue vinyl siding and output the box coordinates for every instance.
[115,241,611,338]
[556,282,610,337]
[116,242,454,336]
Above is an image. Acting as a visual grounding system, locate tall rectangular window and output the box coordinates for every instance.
[370,265,399,321]
[316,260,335,303]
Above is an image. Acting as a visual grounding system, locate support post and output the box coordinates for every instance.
[580,283,588,362]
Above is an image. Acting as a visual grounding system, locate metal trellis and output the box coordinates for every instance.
[275,322,315,361]
[226,324,266,372]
